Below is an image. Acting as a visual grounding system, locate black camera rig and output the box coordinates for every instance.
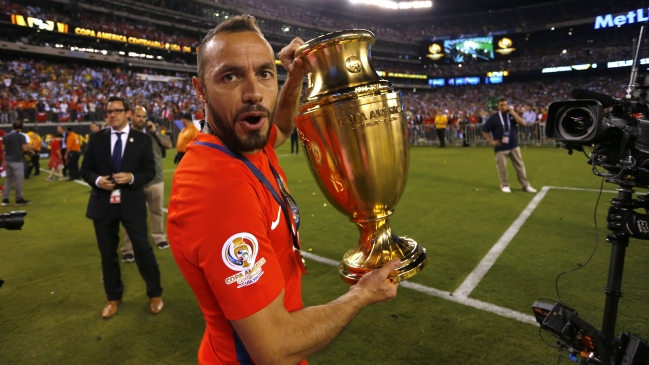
[0,211,26,230]
[533,26,649,364]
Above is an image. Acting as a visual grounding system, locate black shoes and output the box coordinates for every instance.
[1,199,9,206]
[156,241,170,250]
[121,253,135,263]
[15,199,31,206]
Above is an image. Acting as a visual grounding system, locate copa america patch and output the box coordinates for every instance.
[222,232,266,288]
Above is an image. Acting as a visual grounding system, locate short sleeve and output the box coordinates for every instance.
[175,159,285,321]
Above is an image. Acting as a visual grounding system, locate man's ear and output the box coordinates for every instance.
[193,77,207,104]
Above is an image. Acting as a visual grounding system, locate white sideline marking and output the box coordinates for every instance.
[38,168,89,186]
[42,178,613,326]
[547,186,618,193]
[301,252,538,325]
[454,186,551,298]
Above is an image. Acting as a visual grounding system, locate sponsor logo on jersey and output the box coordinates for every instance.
[222,232,266,288]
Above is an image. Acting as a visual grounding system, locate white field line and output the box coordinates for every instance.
[38,168,89,186]
[453,186,551,299]
[40,176,613,326]
[302,252,538,325]
[547,186,618,193]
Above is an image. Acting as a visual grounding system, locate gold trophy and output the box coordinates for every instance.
[294,29,428,284]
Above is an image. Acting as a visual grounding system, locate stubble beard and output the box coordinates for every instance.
[206,99,274,153]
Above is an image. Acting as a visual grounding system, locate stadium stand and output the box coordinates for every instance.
[0,0,645,142]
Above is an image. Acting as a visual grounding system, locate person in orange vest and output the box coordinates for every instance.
[174,113,198,165]
[27,129,42,176]
[64,126,81,180]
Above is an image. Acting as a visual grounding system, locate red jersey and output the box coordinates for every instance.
[49,139,62,168]
[168,126,306,365]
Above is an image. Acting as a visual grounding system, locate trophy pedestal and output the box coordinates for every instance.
[338,215,428,284]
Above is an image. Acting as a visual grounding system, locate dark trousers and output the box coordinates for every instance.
[436,128,446,147]
[290,134,299,154]
[67,151,80,180]
[29,152,40,175]
[93,204,162,301]
[61,148,68,176]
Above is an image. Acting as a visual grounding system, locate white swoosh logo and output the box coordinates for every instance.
[270,206,281,230]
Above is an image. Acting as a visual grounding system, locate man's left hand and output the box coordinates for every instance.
[278,38,306,83]
[112,172,133,185]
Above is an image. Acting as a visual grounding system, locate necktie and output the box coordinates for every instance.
[112,132,123,173]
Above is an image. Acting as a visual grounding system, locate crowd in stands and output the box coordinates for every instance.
[216,0,639,41]
[0,58,629,134]
[401,75,628,126]
[2,0,644,80]
[0,59,199,124]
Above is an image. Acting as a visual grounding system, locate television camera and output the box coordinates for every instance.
[534,26,649,364]
[0,211,26,230]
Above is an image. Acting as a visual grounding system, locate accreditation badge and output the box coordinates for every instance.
[501,131,510,144]
[110,189,121,204]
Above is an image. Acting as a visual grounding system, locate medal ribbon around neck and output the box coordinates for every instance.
[194,139,307,274]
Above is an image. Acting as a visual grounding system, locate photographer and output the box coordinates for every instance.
[481,98,537,194]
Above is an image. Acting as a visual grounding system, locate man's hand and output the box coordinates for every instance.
[112,172,133,185]
[489,139,502,147]
[146,121,156,133]
[349,259,400,306]
[97,176,116,191]
[273,38,306,148]
[278,37,306,82]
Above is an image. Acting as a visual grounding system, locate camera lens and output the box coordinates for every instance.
[559,108,595,139]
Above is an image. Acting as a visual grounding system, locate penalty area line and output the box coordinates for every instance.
[453,186,550,299]
[301,252,537,325]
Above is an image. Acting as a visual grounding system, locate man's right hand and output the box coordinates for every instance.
[349,259,400,306]
[97,176,116,191]
[489,140,501,147]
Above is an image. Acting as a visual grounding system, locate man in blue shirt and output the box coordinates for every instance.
[481,99,537,194]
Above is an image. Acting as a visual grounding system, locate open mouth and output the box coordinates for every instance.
[237,112,267,132]
[243,115,263,125]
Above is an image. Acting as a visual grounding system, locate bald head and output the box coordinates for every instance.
[131,105,148,131]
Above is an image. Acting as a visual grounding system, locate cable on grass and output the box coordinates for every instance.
[554,176,604,305]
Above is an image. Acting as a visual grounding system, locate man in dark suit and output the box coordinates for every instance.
[81,96,164,319]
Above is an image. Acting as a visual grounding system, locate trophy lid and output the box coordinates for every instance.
[295,29,384,100]
[294,29,375,59]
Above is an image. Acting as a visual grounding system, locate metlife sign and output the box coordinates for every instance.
[594,8,649,29]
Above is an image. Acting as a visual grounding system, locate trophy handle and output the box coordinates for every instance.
[339,213,428,284]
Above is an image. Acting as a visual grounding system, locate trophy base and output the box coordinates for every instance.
[338,236,428,285]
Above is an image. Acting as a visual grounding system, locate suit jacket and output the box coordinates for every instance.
[81,128,155,221]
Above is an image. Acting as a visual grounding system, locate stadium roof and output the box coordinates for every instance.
[290,0,557,18]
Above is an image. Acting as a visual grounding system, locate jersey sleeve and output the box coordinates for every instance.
[174,160,285,321]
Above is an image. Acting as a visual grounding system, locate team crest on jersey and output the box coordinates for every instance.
[222,233,266,288]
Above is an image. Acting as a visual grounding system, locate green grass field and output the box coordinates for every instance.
[2,144,648,365]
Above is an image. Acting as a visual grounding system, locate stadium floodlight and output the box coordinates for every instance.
[349,0,432,10]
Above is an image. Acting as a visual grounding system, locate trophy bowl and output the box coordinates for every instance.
[294,29,428,284]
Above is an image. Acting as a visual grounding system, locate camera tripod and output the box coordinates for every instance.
[534,184,649,364]
[595,184,647,364]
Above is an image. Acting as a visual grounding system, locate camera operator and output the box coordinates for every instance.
[481,98,537,194]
